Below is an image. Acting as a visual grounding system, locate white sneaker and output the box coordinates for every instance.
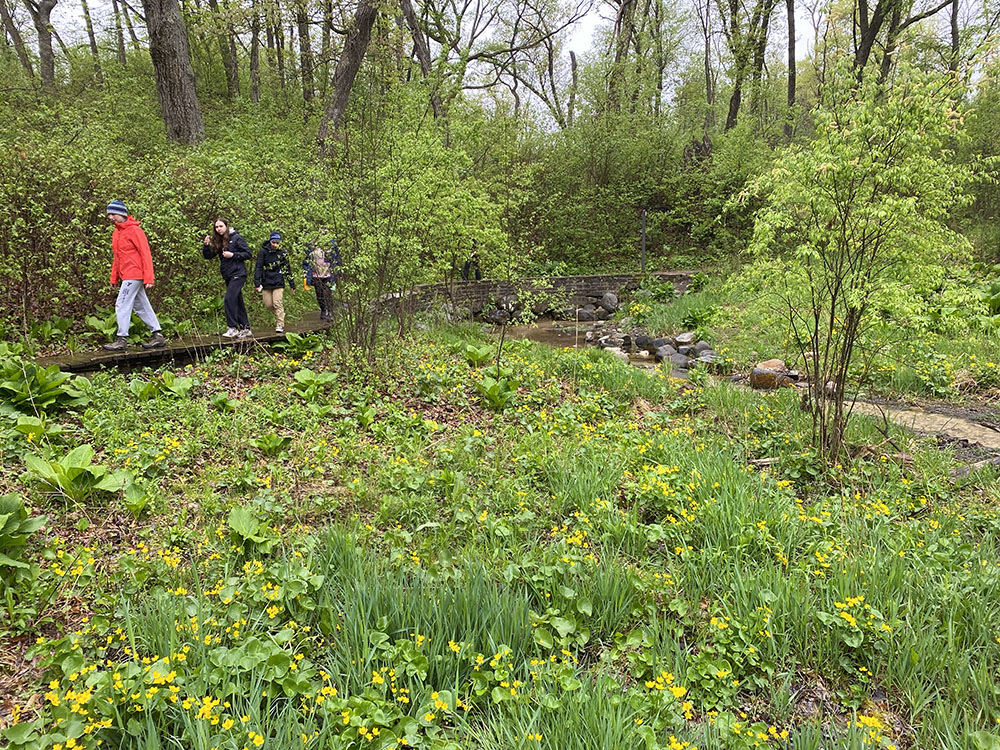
[222,327,238,338]
[275,327,284,334]
[237,328,253,339]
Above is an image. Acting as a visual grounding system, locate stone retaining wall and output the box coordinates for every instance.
[381,271,694,316]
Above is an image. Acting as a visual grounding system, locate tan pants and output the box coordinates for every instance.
[262,287,285,329]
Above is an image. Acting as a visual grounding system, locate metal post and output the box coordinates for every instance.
[640,208,647,273]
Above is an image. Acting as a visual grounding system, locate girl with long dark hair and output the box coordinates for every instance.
[202,217,253,338]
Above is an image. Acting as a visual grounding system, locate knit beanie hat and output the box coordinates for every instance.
[270,232,281,242]
[107,199,128,217]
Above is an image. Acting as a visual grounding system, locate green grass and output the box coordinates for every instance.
[2,324,1000,750]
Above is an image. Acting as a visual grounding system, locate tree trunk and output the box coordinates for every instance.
[399,0,441,117]
[567,50,578,126]
[785,0,795,139]
[207,0,239,98]
[25,0,58,92]
[121,0,142,49]
[80,0,104,84]
[296,1,314,103]
[317,0,376,151]
[0,0,34,78]
[275,22,286,87]
[949,0,959,72]
[250,0,260,101]
[320,0,331,97]
[725,82,742,130]
[141,0,206,144]
[608,0,636,111]
[111,0,127,66]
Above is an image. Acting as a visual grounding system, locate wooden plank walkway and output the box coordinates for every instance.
[36,312,333,374]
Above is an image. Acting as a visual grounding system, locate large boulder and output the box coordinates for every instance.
[756,358,788,372]
[484,308,510,325]
[674,331,696,346]
[749,367,796,389]
[668,353,692,369]
[654,344,677,361]
[576,308,596,322]
[600,292,619,313]
[693,340,713,354]
[605,347,630,363]
[635,334,653,350]
[651,337,674,349]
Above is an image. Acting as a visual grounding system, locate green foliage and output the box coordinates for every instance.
[227,505,280,555]
[746,61,974,457]
[0,494,47,577]
[463,344,494,367]
[24,444,130,505]
[274,332,324,355]
[291,368,337,399]
[475,370,520,411]
[249,433,293,456]
[0,359,90,417]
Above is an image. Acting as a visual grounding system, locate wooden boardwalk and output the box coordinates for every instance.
[36,312,333,374]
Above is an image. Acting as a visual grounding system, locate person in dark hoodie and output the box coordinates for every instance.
[202,217,253,338]
[103,199,166,351]
[254,232,295,334]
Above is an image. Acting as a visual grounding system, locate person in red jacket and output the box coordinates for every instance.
[103,200,166,351]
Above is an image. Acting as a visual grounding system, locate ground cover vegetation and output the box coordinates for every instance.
[5,0,1000,747]
[2,327,1000,749]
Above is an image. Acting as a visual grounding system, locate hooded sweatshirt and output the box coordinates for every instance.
[110,216,154,285]
[201,229,252,281]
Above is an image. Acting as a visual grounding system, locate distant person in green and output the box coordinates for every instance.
[103,199,166,351]
[255,232,295,334]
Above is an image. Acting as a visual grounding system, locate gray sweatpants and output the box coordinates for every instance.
[115,280,161,336]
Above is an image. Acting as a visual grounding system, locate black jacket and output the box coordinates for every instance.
[202,230,252,281]
[254,241,294,290]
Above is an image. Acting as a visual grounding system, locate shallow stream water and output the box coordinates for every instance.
[502,320,1000,450]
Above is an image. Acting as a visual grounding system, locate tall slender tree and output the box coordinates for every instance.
[296,0,314,103]
[0,0,35,78]
[80,0,104,84]
[111,0,128,65]
[318,0,377,149]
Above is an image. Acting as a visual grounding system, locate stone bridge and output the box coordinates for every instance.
[382,270,695,318]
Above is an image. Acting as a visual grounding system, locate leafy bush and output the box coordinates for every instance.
[24,445,130,505]
[0,359,90,417]
[475,370,520,411]
[0,494,47,580]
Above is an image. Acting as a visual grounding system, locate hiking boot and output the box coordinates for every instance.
[222,327,238,338]
[142,331,166,349]
[103,336,128,351]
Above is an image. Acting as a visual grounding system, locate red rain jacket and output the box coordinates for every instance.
[110,216,155,285]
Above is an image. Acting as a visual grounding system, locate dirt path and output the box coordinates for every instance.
[852,402,1000,451]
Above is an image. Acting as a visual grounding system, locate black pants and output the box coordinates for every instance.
[224,275,250,329]
[314,276,333,315]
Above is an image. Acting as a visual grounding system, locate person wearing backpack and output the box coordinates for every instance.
[254,232,295,334]
[103,199,166,351]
